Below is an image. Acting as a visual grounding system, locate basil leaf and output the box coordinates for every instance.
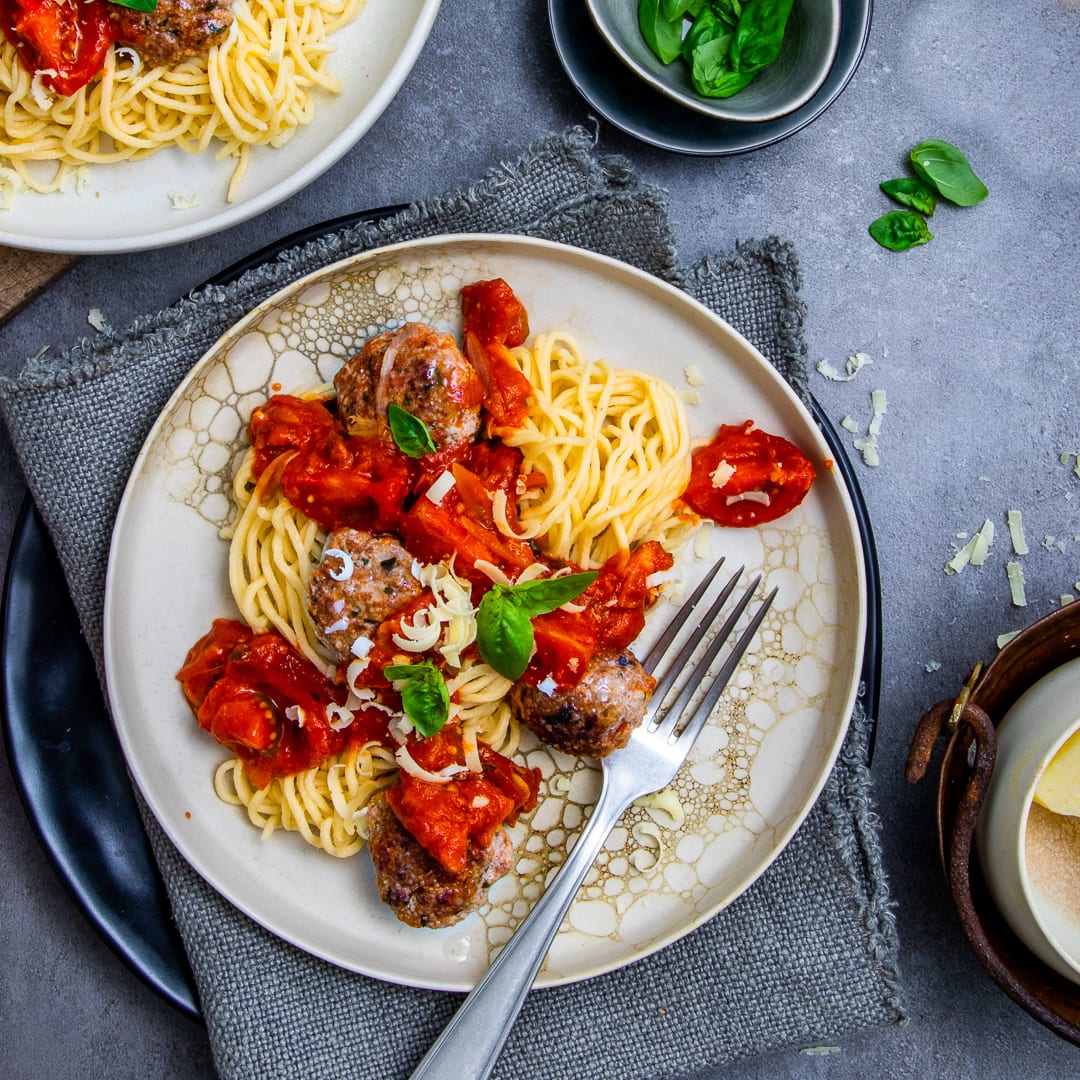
[692,37,758,96]
[661,0,692,18]
[731,0,793,72]
[476,591,536,681]
[639,0,685,64]
[910,140,988,206]
[502,571,598,617]
[475,572,597,681]
[709,0,742,27]
[107,0,158,9]
[387,403,437,458]
[880,177,938,216]
[384,661,449,737]
[683,9,725,64]
[869,210,933,251]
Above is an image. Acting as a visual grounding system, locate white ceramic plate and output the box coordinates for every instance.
[104,234,866,991]
[0,0,440,255]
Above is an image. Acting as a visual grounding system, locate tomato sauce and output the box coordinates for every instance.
[682,420,816,527]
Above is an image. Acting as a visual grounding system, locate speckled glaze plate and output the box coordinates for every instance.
[0,0,440,254]
[103,234,866,991]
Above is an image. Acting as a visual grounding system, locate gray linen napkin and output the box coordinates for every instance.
[0,126,905,1078]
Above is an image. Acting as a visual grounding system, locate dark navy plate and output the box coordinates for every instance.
[1,213,881,1016]
[549,0,873,155]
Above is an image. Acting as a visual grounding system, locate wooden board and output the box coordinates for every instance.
[0,246,78,326]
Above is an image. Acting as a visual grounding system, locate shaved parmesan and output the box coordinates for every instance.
[676,389,701,406]
[1006,561,1027,607]
[710,459,736,489]
[395,745,468,783]
[536,676,557,696]
[169,193,200,210]
[683,364,705,387]
[1007,509,1028,555]
[816,351,873,382]
[325,703,355,731]
[1060,451,1080,479]
[997,630,1020,648]
[727,490,770,507]
[88,309,107,332]
[30,70,56,110]
[840,415,860,434]
[945,519,994,574]
[324,547,354,581]
[425,470,456,505]
[852,389,887,467]
[267,16,287,62]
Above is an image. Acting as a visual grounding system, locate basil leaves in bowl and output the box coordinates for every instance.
[586,0,841,123]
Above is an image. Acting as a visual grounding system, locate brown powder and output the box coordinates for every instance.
[1025,802,1080,924]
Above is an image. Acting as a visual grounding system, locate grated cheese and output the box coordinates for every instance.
[425,470,456,505]
[1007,509,1028,555]
[683,364,705,387]
[816,351,873,382]
[1006,561,1027,607]
[709,459,736,489]
[323,547,354,581]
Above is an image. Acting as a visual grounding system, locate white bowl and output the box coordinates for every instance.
[585,0,841,123]
[976,656,1080,985]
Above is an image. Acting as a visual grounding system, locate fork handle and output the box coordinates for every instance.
[409,776,626,1080]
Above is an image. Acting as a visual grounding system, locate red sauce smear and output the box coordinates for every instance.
[682,420,816,527]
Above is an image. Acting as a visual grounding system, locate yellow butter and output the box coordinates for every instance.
[1034,728,1080,816]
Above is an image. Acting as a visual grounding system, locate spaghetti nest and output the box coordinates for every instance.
[503,330,695,569]
[0,0,365,203]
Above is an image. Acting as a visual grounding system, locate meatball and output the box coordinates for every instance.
[108,0,234,67]
[366,792,513,928]
[510,647,654,758]
[334,323,484,450]
[307,529,423,662]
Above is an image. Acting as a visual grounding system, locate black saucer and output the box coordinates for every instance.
[548,0,873,155]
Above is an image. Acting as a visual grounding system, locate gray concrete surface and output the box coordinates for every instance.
[2,1,1079,1077]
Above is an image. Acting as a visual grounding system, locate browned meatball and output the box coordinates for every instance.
[366,792,513,928]
[510,647,654,758]
[334,323,484,450]
[307,529,423,662]
[108,0,234,67]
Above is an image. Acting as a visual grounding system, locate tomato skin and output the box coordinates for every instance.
[461,278,530,348]
[682,420,816,527]
[1,0,113,96]
[386,729,540,873]
[176,620,372,789]
[248,394,414,531]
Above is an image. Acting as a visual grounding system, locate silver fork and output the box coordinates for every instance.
[410,559,776,1080]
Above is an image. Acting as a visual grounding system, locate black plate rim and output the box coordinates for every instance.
[548,0,874,156]
[1,212,882,1018]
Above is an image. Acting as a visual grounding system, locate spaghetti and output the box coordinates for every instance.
[503,330,694,569]
[0,0,365,203]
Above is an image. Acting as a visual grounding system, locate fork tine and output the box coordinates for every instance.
[641,556,726,674]
[650,572,763,738]
[669,585,777,749]
[643,565,744,722]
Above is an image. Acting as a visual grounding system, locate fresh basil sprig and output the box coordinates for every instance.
[868,211,933,252]
[476,572,598,681]
[387,403,437,458]
[384,660,450,737]
[910,140,989,207]
[107,0,158,10]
